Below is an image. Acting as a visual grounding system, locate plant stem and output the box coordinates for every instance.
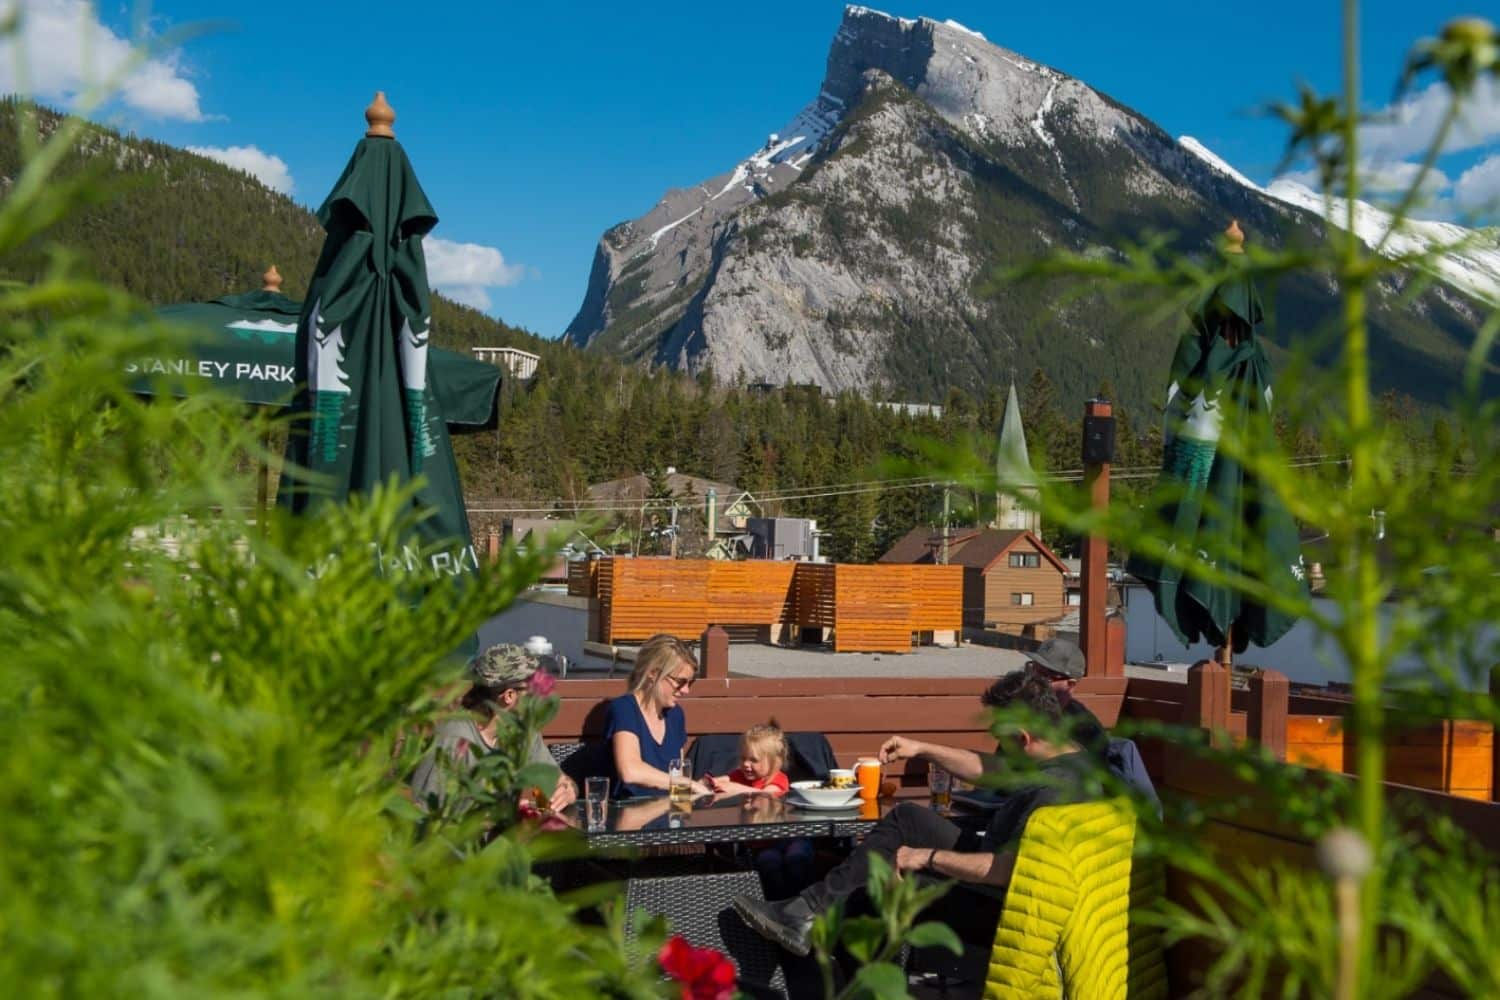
[1339,1,1383,994]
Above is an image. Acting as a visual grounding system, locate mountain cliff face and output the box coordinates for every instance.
[564,6,1493,409]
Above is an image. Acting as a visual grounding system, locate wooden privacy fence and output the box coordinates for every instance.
[589,558,962,653]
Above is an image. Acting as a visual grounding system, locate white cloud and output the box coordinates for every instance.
[1454,153,1500,216]
[1280,161,1450,197]
[1361,77,1500,162]
[0,0,205,120]
[186,144,294,194]
[424,236,527,311]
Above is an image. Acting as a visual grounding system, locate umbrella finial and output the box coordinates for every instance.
[365,92,396,139]
[261,264,283,292]
[1224,219,1246,254]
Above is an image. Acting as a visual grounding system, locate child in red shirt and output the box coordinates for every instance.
[709,724,813,898]
[711,723,792,796]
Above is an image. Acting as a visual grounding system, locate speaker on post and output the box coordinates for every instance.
[1082,403,1116,466]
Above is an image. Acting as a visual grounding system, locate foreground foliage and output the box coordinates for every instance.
[0,90,661,999]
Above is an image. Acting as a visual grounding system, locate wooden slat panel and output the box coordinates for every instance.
[909,564,964,631]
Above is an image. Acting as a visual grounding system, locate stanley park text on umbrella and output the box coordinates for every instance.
[1125,221,1308,659]
[278,93,477,578]
[138,265,503,429]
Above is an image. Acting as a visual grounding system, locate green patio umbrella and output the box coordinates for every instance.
[278,93,478,577]
[1125,221,1308,659]
[138,267,503,429]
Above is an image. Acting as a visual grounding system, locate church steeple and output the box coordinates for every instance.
[994,382,1040,533]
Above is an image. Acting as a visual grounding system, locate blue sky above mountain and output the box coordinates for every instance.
[0,0,1495,335]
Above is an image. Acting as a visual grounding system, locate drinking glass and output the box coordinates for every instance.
[584,777,610,831]
[668,758,693,803]
[928,764,952,813]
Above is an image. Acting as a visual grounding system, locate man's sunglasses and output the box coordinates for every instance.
[1026,661,1071,682]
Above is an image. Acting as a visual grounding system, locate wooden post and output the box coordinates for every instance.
[1247,668,1290,761]
[486,528,500,562]
[700,624,729,681]
[1080,399,1113,677]
[1101,612,1126,678]
[1184,659,1231,746]
[1491,667,1499,803]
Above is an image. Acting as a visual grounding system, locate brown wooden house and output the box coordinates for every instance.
[879,527,1068,628]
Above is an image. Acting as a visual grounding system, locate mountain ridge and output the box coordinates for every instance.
[564,6,1495,411]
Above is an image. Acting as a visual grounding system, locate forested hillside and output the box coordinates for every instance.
[0,100,1450,562]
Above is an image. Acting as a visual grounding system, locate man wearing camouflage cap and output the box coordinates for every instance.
[409,644,577,811]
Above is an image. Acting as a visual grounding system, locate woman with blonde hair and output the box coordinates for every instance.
[604,633,709,797]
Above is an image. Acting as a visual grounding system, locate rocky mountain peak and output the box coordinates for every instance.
[563,7,1492,409]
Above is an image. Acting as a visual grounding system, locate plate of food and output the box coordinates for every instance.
[787,780,861,810]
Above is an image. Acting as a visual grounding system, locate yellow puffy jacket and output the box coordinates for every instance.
[984,797,1167,1000]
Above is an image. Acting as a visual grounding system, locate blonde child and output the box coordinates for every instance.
[710,723,814,898]
[710,723,792,797]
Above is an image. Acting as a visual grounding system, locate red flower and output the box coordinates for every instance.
[658,934,736,1000]
[527,668,557,697]
[517,801,542,821]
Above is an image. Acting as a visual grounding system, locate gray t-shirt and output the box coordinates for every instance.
[409,716,557,807]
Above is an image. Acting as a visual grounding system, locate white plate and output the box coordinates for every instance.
[787,786,861,810]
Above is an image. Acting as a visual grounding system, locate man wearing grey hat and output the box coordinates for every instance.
[1010,637,1108,755]
[409,644,577,812]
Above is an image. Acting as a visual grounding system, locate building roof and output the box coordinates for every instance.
[878,526,1067,574]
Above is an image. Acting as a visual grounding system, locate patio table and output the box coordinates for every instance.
[565,788,940,850]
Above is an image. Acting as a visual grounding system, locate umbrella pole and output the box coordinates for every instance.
[255,427,271,534]
[1217,623,1233,669]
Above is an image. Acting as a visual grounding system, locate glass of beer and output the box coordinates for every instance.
[928,764,952,813]
[856,758,882,800]
[668,758,693,803]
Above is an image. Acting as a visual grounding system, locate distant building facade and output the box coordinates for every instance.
[879,526,1067,627]
[473,346,539,380]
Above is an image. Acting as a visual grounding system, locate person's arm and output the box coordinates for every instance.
[879,735,986,783]
[895,845,1017,887]
[526,733,576,810]
[610,731,672,792]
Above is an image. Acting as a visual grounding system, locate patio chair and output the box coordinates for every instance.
[548,740,613,791]
[625,869,788,999]
[685,732,838,784]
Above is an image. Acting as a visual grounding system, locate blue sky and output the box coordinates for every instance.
[2,0,1496,336]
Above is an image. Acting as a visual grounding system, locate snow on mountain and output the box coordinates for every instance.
[1179,136,1500,305]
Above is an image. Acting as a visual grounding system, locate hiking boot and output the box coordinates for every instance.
[731,894,816,957]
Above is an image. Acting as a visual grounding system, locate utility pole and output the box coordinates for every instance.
[940,482,951,565]
[669,501,679,559]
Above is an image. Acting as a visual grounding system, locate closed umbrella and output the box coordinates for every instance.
[1125,220,1308,660]
[278,93,477,577]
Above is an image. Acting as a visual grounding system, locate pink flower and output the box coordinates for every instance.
[527,668,557,697]
[658,935,736,1000]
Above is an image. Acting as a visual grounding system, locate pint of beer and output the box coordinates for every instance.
[855,758,882,800]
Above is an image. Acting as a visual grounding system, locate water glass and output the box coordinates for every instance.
[584,777,610,831]
[668,758,693,802]
[928,764,953,813]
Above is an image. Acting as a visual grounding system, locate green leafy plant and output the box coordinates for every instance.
[807,853,961,1000]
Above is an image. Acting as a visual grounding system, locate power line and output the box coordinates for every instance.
[462,456,1357,515]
